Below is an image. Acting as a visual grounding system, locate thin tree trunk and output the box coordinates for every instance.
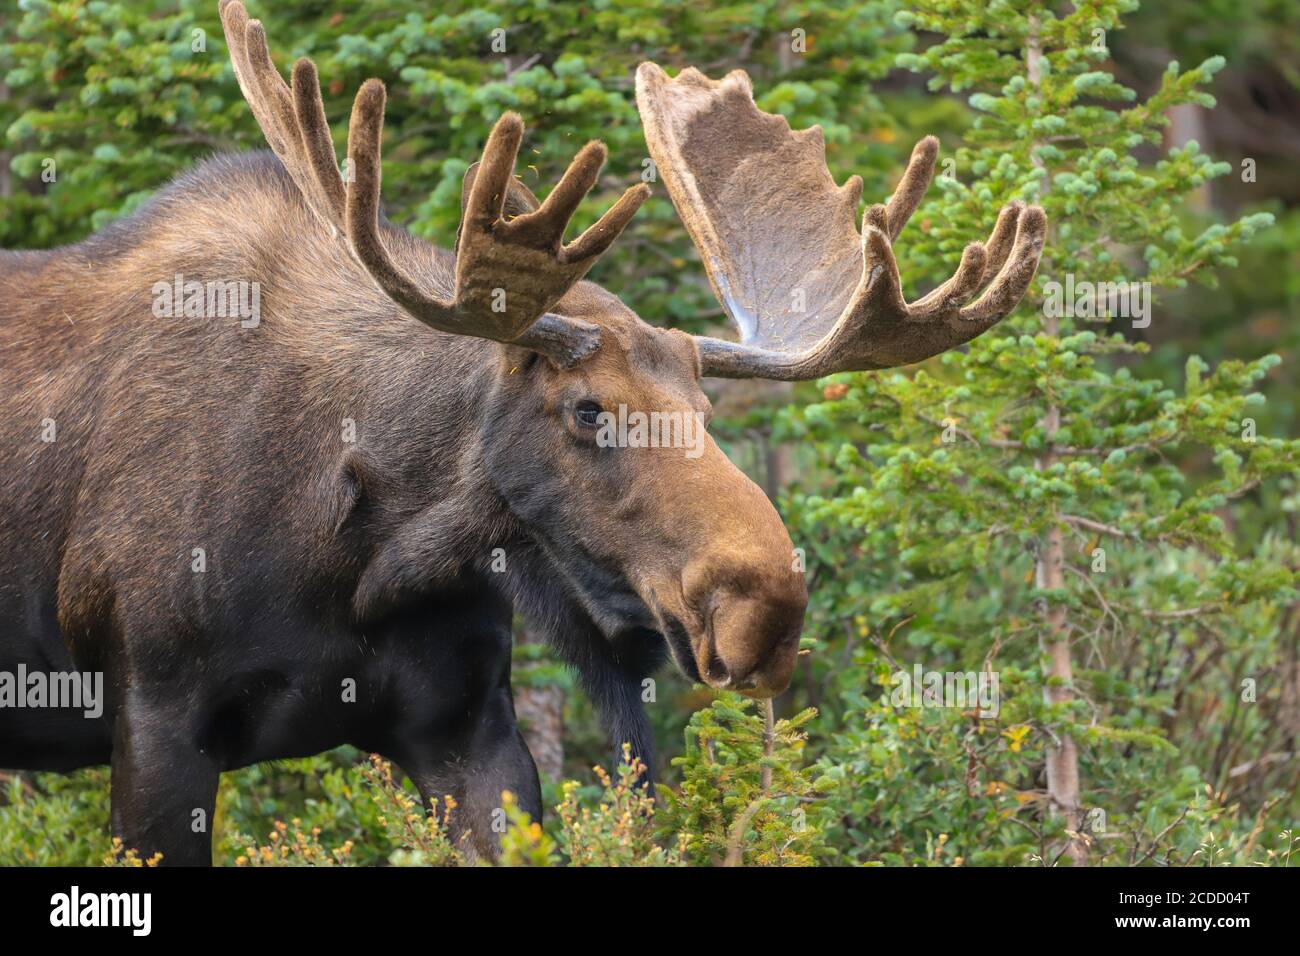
[762,427,794,500]
[514,620,564,782]
[1167,101,1210,211]
[760,699,775,792]
[1029,16,1087,865]
[1036,488,1087,863]
[0,82,11,200]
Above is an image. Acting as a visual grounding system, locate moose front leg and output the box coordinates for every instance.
[396,684,542,864]
[109,696,219,866]
[379,597,543,863]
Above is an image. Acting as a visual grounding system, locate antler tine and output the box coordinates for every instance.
[494,140,650,264]
[885,136,939,242]
[854,204,909,319]
[845,156,1044,339]
[220,1,345,232]
[977,200,1025,285]
[342,78,456,326]
[219,0,282,152]
[959,205,1047,325]
[888,200,1027,321]
[461,113,526,233]
[908,241,988,320]
[559,181,650,264]
[505,140,606,248]
[825,198,1046,369]
[290,58,348,227]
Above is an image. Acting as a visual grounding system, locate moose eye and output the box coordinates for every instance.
[574,401,604,429]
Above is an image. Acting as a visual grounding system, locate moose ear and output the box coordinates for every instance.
[455,162,542,254]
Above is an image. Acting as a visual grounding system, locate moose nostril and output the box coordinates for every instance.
[697,588,804,694]
[702,652,731,687]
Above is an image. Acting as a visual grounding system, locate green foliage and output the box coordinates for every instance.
[2,0,237,243]
[1,0,909,331]
[0,769,110,866]
[214,749,400,866]
[493,791,560,867]
[660,695,828,865]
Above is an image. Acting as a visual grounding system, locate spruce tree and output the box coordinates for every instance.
[787,0,1298,863]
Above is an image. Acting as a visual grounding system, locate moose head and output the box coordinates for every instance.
[219,1,1044,699]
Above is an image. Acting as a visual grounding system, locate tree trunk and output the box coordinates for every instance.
[513,621,565,782]
[1029,15,1087,866]
[1167,102,1210,211]
[1036,503,1087,864]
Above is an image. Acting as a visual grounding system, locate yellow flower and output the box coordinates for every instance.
[1003,725,1032,752]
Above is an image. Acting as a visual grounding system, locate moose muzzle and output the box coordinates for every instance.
[698,586,805,697]
[675,501,808,698]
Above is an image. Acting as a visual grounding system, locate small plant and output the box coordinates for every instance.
[557,746,686,867]
[496,791,560,867]
[233,819,353,867]
[0,769,111,866]
[661,695,829,866]
[227,754,463,867]
[358,755,465,867]
[104,837,162,868]
[1270,828,1299,867]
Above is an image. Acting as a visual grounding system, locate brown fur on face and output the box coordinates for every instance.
[494,284,807,695]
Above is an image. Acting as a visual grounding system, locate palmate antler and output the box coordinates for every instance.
[635,64,1046,380]
[219,0,648,365]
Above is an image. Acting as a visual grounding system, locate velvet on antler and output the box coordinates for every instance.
[220,0,648,366]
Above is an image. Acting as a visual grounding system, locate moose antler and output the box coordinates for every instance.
[635,64,1046,379]
[219,0,648,365]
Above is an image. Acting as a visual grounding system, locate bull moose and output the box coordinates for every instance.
[0,0,1044,864]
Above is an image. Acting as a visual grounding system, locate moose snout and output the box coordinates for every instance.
[695,584,807,698]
